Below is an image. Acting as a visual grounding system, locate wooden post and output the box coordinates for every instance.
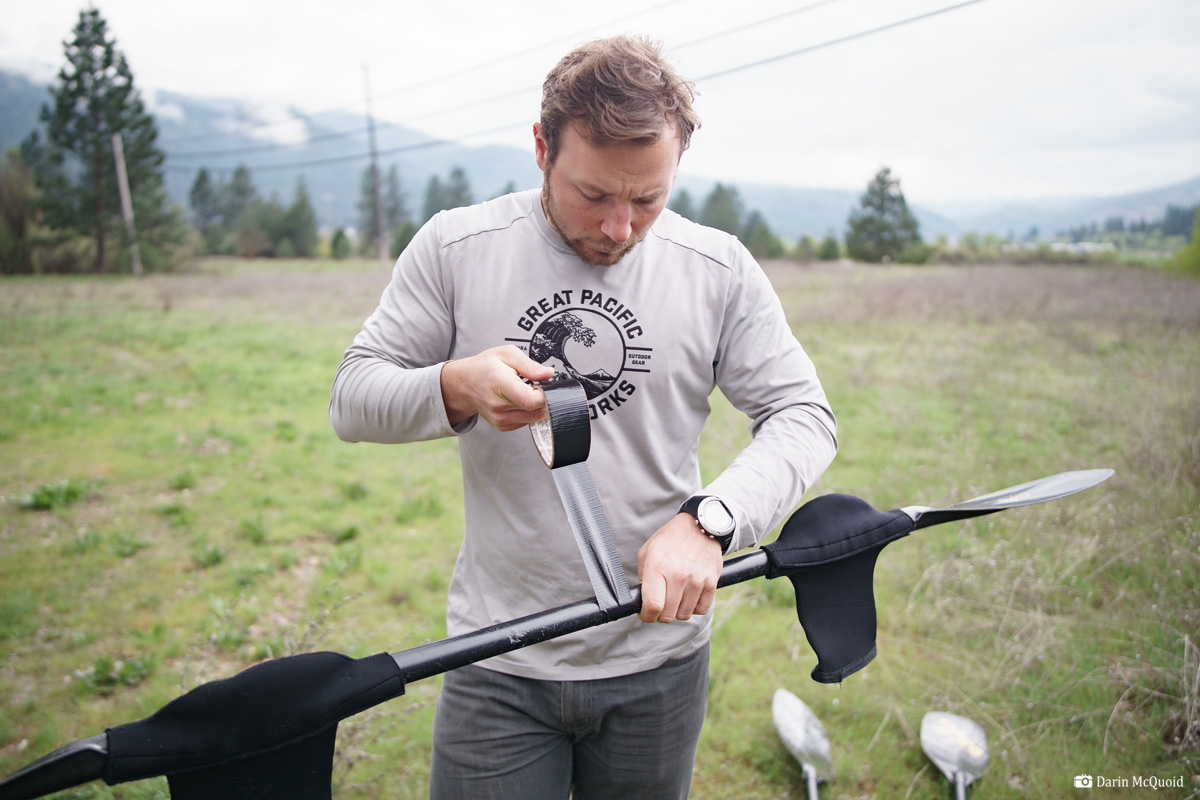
[111,133,143,276]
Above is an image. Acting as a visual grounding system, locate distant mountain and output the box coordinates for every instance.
[927,176,1200,239]
[0,70,50,152]
[150,91,543,232]
[3,68,1196,241]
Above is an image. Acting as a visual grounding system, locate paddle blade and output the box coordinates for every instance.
[908,469,1113,530]
[773,689,833,778]
[921,712,989,787]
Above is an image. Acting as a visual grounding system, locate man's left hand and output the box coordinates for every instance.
[636,513,724,623]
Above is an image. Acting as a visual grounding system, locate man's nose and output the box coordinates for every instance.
[601,204,632,243]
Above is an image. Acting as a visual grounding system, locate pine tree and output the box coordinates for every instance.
[844,167,921,263]
[383,165,409,230]
[421,174,445,224]
[445,166,473,210]
[284,178,318,257]
[670,188,696,221]
[818,231,841,261]
[26,9,173,272]
[423,166,474,223]
[740,210,783,259]
[221,166,258,228]
[331,228,351,259]
[700,183,743,236]
[0,151,36,274]
[188,168,219,233]
[358,164,383,245]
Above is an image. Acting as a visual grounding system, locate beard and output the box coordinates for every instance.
[540,176,644,267]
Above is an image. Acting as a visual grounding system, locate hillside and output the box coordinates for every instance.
[3,69,1198,241]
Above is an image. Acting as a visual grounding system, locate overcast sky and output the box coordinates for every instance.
[3,0,1198,206]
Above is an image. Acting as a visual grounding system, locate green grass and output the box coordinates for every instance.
[1,258,1198,798]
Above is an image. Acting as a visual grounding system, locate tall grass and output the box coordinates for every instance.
[1,259,1197,798]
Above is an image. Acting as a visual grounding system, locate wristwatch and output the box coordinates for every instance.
[680,495,736,553]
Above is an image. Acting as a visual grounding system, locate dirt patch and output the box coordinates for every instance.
[762,261,1200,329]
[3,266,395,330]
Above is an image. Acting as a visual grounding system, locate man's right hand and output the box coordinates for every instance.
[440,346,555,431]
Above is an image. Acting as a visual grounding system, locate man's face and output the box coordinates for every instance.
[535,121,679,267]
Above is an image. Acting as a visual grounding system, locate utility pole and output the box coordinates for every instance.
[363,64,388,268]
[111,133,143,276]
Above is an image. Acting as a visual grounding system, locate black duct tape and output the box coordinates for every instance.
[531,378,632,611]
[530,379,590,468]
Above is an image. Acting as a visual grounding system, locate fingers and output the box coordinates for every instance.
[496,346,555,384]
[638,571,666,624]
[639,569,715,623]
[636,518,722,624]
[442,346,555,431]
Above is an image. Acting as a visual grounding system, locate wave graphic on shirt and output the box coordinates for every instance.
[529,312,617,399]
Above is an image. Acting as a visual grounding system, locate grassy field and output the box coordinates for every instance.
[1,257,1197,799]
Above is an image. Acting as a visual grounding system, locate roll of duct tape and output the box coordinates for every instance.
[529,379,590,469]
[531,378,632,612]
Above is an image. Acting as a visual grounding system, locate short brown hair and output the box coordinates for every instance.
[539,35,699,165]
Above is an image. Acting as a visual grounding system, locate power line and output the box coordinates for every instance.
[696,0,993,82]
[166,0,996,175]
[168,0,847,162]
[674,0,846,51]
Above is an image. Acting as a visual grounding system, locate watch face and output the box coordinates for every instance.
[698,497,735,536]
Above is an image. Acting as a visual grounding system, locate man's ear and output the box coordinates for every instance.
[533,122,548,172]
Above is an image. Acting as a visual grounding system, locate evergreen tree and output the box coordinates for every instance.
[0,150,35,274]
[391,219,419,259]
[740,210,784,259]
[669,188,696,221]
[1164,204,1199,240]
[25,9,173,272]
[794,234,819,261]
[283,178,318,257]
[221,166,258,228]
[330,228,351,259]
[700,183,743,236]
[383,165,409,230]
[423,166,474,222]
[422,174,444,224]
[1168,206,1200,276]
[445,166,473,209]
[844,167,921,263]
[358,163,383,245]
[236,195,285,258]
[818,230,841,261]
[188,168,219,233]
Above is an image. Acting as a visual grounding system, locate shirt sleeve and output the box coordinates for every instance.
[704,247,838,552]
[329,216,477,444]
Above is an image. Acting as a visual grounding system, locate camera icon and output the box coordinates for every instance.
[1074,775,1093,788]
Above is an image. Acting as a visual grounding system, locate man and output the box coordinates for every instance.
[330,35,837,799]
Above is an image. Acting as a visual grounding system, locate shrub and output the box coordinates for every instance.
[78,655,154,695]
[331,228,352,259]
[18,479,91,510]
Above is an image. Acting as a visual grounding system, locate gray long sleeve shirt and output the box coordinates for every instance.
[330,189,837,680]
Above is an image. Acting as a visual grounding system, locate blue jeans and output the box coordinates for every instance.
[429,645,709,800]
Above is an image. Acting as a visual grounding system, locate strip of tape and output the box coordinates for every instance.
[531,378,632,611]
